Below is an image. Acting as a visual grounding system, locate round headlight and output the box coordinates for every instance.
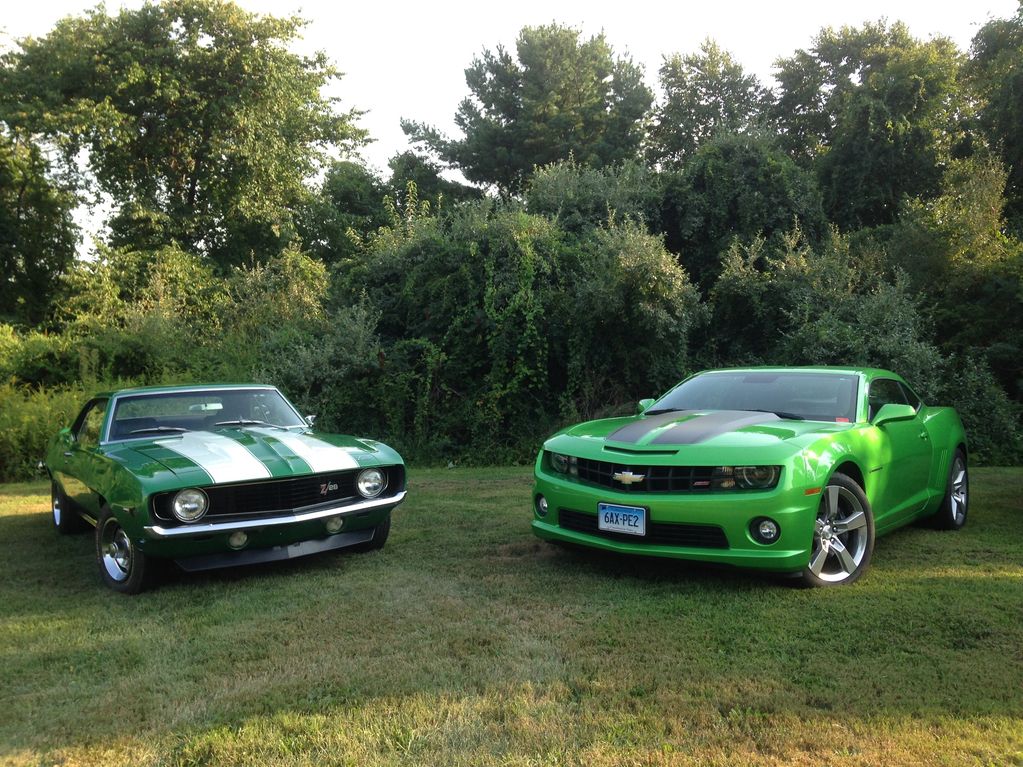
[536,495,549,517]
[357,468,386,499]
[550,453,569,473]
[735,466,779,489]
[172,488,208,522]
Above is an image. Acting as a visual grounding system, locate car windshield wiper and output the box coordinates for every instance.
[129,426,188,434]
[746,409,805,421]
[213,419,286,429]
[643,407,684,415]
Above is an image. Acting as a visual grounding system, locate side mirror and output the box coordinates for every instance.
[872,403,916,426]
[305,414,317,427]
[637,398,655,414]
[59,427,74,443]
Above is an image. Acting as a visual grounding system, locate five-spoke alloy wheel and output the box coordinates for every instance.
[801,472,875,587]
[933,449,969,530]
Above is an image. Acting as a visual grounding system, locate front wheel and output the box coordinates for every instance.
[800,473,875,587]
[95,507,153,594]
[932,450,968,530]
[354,513,391,552]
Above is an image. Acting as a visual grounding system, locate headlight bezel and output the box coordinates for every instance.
[549,452,578,476]
[356,467,387,499]
[171,487,209,523]
[709,465,781,490]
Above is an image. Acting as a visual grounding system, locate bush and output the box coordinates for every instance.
[0,381,87,482]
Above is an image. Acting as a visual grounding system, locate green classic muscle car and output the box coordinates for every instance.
[532,367,969,586]
[45,384,406,593]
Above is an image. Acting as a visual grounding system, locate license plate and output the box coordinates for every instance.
[597,503,646,536]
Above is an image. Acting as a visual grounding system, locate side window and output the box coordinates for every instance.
[74,399,108,448]
[899,382,922,411]
[868,379,908,420]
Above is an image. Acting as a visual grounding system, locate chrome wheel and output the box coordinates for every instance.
[949,456,968,526]
[808,484,870,583]
[100,517,133,583]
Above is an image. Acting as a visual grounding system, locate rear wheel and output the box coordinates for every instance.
[95,506,153,594]
[52,481,88,535]
[932,450,968,530]
[800,473,875,587]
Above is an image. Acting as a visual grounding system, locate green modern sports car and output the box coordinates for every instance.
[532,367,968,586]
[45,384,406,593]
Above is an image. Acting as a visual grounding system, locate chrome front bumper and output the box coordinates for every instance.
[143,490,406,539]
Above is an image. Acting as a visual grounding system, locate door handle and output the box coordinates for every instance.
[63,451,74,457]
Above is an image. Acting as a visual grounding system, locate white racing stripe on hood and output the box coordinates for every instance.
[157,432,272,483]
[248,428,360,472]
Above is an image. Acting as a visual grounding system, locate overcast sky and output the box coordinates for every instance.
[2,0,1019,250]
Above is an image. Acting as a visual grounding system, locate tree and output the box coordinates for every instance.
[0,131,78,325]
[297,160,388,264]
[647,39,771,168]
[0,0,365,267]
[385,152,479,209]
[773,21,966,228]
[659,133,826,287]
[968,3,1023,231]
[402,24,653,193]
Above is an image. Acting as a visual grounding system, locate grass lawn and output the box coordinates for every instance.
[1,467,1022,766]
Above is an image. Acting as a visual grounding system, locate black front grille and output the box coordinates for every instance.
[576,457,717,493]
[152,465,405,523]
[558,508,729,548]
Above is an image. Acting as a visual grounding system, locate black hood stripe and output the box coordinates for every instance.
[608,410,779,446]
[607,410,697,443]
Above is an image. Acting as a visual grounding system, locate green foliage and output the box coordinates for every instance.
[330,202,700,462]
[297,161,389,264]
[774,21,966,228]
[660,133,826,286]
[0,0,365,267]
[403,24,653,192]
[524,158,658,232]
[648,39,772,168]
[385,152,480,210]
[969,3,1023,230]
[0,131,78,325]
[0,381,87,482]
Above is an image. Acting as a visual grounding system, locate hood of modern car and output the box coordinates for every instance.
[546,409,854,464]
[106,427,392,485]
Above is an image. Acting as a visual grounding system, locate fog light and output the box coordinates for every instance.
[325,515,344,534]
[228,531,248,549]
[536,495,549,517]
[751,518,780,544]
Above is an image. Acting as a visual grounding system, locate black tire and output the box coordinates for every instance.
[355,512,391,552]
[800,472,875,588]
[932,449,968,531]
[95,506,153,594]
[51,481,88,535]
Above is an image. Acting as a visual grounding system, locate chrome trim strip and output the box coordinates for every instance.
[143,490,406,538]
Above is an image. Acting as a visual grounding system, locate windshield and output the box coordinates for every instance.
[107,388,307,441]
[650,372,859,423]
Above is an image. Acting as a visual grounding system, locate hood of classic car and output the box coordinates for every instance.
[547,409,853,462]
[107,427,386,485]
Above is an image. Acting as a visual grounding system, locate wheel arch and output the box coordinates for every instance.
[831,458,866,493]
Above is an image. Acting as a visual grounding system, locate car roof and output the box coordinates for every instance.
[697,366,901,380]
[93,383,279,398]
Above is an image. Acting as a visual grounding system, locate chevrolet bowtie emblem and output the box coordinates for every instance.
[613,471,646,485]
